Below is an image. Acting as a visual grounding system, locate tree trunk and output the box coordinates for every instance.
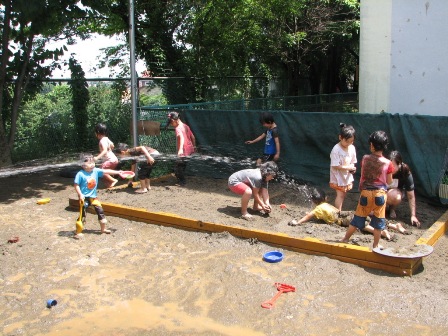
[286,63,301,97]
[0,138,12,167]
[0,0,12,167]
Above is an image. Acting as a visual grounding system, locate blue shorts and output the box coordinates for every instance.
[351,215,386,230]
[350,189,387,230]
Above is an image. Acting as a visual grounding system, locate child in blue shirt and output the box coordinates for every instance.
[73,154,123,239]
[245,112,280,166]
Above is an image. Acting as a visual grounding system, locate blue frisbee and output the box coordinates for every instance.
[263,251,284,263]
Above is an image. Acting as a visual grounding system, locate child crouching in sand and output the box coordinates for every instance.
[228,161,278,220]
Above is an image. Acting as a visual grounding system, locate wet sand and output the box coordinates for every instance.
[1,168,448,336]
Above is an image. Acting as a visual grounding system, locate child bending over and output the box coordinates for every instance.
[115,143,160,194]
[228,161,278,220]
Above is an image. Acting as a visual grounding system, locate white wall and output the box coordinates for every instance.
[359,0,448,116]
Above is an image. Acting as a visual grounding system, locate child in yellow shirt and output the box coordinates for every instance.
[288,188,352,226]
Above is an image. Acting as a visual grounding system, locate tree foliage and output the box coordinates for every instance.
[0,0,96,166]
[14,82,132,162]
[1,0,359,166]
[68,57,90,148]
[92,0,359,99]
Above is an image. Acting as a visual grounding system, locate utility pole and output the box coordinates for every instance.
[129,0,138,146]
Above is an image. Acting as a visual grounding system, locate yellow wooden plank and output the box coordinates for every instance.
[68,198,429,276]
[415,210,448,246]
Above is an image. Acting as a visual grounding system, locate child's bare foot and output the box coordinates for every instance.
[135,189,148,194]
[73,233,84,240]
[109,179,118,188]
[241,213,254,221]
[395,222,412,235]
[258,209,269,216]
[385,233,397,242]
[101,229,111,234]
[389,209,397,219]
[396,222,406,234]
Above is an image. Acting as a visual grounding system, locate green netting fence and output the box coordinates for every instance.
[138,107,448,204]
[7,76,448,203]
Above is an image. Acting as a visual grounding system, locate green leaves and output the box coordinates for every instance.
[0,0,94,165]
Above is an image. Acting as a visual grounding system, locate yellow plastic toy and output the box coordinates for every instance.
[36,198,51,205]
[75,200,84,234]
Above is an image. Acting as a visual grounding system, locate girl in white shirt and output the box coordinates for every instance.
[94,123,119,188]
[329,123,357,211]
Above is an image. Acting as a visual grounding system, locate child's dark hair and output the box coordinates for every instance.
[388,150,411,176]
[94,123,108,135]
[259,112,275,124]
[339,123,355,140]
[369,130,389,152]
[310,187,327,205]
[260,161,278,179]
[114,143,130,154]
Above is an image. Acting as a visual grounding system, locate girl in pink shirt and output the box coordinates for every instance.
[166,112,196,186]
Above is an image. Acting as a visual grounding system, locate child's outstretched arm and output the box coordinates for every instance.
[253,188,271,212]
[245,133,266,144]
[102,169,123,176]
[297,212,315,224]
[136,146,155,165]
[289,211,315,226]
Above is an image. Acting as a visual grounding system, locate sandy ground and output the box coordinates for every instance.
[1,167,448,336]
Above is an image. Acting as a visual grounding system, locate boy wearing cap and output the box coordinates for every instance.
[166,111,196,186]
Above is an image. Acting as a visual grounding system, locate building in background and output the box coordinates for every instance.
[359,0,448,116]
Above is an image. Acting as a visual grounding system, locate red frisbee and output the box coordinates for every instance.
[120,171,135,179]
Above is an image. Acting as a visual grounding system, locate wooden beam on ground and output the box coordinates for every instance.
[68,199,448,276]
[415,210,448,246]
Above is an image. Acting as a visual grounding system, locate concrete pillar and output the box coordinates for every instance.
[359,0,448,116]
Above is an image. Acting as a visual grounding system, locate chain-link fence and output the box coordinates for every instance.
[10,76,358,172]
